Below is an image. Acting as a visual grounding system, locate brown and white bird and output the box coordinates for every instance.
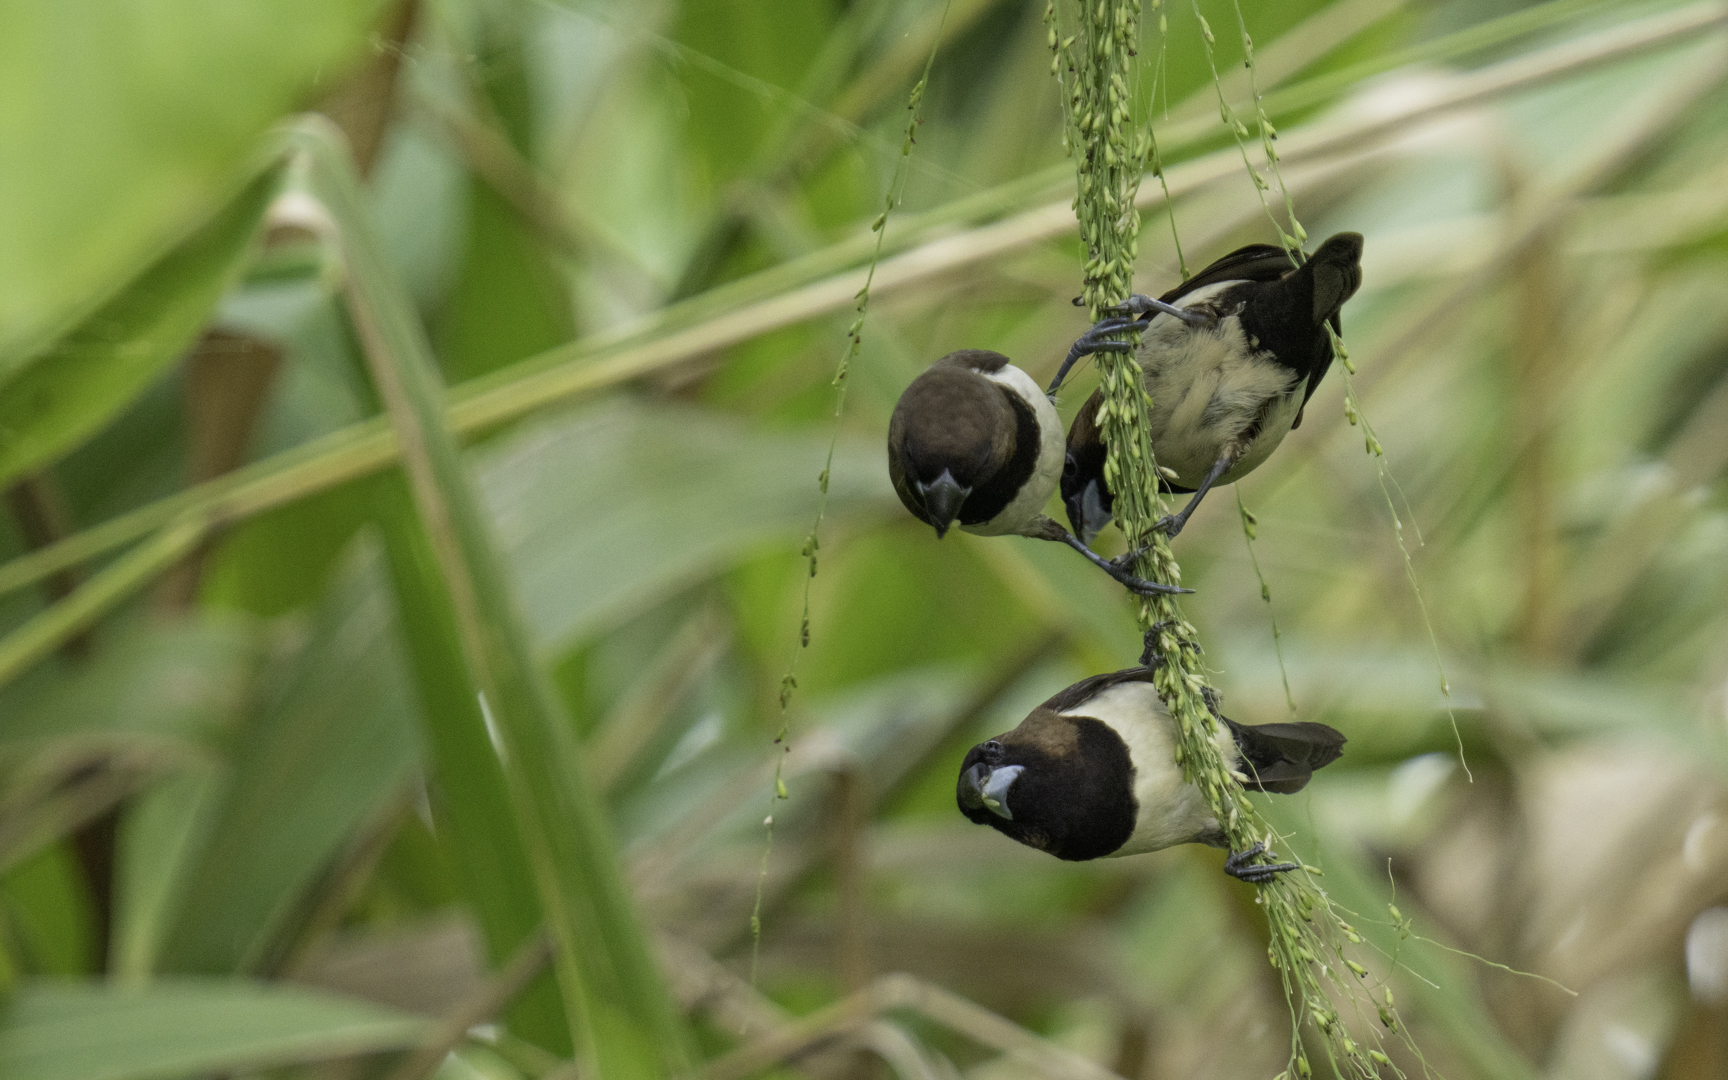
[888,349,1186,596]
[957,665,1345,881]
[1055,233,1364,544]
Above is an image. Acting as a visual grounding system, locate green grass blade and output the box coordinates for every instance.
[0,978,426,1080]
[0,516,208,688]
[290,116,690,1076]
[371,476,570,1051]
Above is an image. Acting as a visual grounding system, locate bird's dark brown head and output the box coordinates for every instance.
[956,708,1137,861]
[1060,390,1113,545]
[887,350,1035,538]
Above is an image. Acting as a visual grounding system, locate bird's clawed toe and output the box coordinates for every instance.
[1103,544,1190,596]
[1049,318,1147,394]
[1138,620,1179,666]
[1103,293,1213,328]
[1224,843,1300,884]
[1119,570,1193,597]
[1055,530,1192,596]
[1109,544,1149,570]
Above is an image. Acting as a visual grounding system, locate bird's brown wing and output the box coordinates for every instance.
[1039,666,1160,713]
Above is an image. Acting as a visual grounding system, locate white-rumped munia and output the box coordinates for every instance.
[957,664,1345,881]
[888,349,1187,595]
[1056,233,1364,544]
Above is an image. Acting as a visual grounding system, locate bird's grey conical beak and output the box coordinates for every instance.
[916,470,970,539]
[959,763,1024,820]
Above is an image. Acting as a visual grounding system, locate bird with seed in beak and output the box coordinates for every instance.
[957,661,1344,881]
[1055,233,1364,546]
[888,349,1187,596]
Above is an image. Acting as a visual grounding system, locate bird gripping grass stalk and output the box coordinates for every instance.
[1050,4,1415,1076]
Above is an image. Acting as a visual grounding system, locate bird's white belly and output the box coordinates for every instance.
[1059,682,1241,856]
[1139,317,1302,491]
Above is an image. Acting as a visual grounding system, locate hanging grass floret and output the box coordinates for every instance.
[1047,3,1424,1076]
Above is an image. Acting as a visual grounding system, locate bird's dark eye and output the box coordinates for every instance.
[1063,455,1077,479]
[984,740,1004,755]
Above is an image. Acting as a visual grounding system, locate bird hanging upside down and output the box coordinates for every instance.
[1056,232,1365,545]
[887,349,1187,596]
[957,664,1345,882]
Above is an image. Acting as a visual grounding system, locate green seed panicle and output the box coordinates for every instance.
[1049,2,1430,1075]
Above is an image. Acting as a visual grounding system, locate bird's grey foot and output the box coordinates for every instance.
[1140,621,1199,666]
[1224,843,1300,885]
[1152,510,1194,538]
[1139,621,1174,666]
[1047,317,1144,396]
[1152,454,1232,538]
[1058,532,1192,596]
[1110,544,1150,570]
[1103,293,1212,328]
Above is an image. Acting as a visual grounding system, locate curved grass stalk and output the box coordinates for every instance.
[1236,488,1296,717]
[0,513,207,686]
[748,0,956,985]
[1053,1,1441,1075]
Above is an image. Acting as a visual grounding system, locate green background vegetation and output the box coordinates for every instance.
[3,0,1728,1078]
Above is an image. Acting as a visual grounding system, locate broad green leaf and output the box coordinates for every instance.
[474,398,899,654]
[435,5,574,383]
[0,978,426,1080]
[0,169,278,491]
[110,771,221,984]
[0,615,260,752]
[0,0,390,377]
[439,183,576,383]
[0,615,261,880]
[199,481,377,618]
[156,539,421,975]
[672,0,837,180]
[0,844,95,977]
[292,117,690,1077]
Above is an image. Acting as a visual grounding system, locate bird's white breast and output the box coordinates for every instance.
[1059,681,1241,856]
[962,364,1065,536]
[1138,288,1304,490]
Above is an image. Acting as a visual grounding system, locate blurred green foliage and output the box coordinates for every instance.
[4,1,1728,1079]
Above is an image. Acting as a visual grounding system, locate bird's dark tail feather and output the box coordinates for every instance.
[1302,232,1364,325]
[1224,718,1347,794]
